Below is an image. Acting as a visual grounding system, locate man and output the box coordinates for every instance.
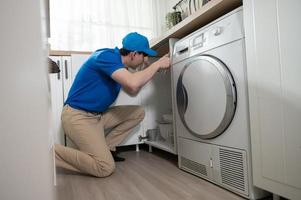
[54,32,170,177]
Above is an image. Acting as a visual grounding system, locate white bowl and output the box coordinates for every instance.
[158,123,173,140]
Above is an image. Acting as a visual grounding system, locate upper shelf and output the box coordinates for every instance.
[150,0,242,57]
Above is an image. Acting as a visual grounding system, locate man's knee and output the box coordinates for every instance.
[93,160,116,178]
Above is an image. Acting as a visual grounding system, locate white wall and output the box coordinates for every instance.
[0,1,54,200]
[166,0,179,12]
[153,0,179,36]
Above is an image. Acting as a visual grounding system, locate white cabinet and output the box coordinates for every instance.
[244,1,301,199]
[112,57,174,150]
[142,71,176,154]
[113,90,144,147]
[49,56,71,145]
[70,54,90,82]
[113,72,174,149]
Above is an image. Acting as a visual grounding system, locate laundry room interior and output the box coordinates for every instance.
[1,0,300,200]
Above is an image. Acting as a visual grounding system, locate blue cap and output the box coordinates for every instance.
[122,32,157,57]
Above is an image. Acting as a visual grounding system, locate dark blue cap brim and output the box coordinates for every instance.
[143,48,157,57]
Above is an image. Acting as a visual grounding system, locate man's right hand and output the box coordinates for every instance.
[156,54,171,69]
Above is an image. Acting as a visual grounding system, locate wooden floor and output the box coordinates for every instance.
[55,147,246,200]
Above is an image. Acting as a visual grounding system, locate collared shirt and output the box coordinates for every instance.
[65,47,124,113]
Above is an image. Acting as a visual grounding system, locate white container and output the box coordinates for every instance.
[146,129,159,141]
[162,114,173,123]
[158,123,173,142]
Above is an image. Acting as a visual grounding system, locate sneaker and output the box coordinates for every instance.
[110,151,125,162]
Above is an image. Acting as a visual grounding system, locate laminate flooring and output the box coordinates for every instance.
[55,147,246,200]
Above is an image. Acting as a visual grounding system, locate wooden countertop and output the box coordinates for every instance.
[150,0,242,56]
[49,50,92,56]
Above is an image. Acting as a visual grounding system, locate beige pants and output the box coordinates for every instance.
[55,104,145,177]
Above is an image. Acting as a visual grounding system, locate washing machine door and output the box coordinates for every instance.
[176,55,236,139]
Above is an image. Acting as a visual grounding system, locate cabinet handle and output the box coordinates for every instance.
[57,60,60,80]
[64,60,68,79]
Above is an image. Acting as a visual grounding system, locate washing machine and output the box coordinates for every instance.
[171,7,268,199]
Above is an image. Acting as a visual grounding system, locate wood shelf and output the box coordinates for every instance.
[150,0,242,56]
[49,50,92,56]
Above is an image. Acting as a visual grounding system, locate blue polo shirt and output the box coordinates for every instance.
[65,48,124,113]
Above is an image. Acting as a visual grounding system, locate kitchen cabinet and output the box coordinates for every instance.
[114,65,174,152]
[244,0,301,199]
[142,71,176,154]
[70,54,90,82]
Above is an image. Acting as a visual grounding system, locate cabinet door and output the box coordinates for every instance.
[244,0,301,199]
[70,54,90,81]
[140,72,173,130]
[140,70,175,152]
[49,56,65,145]
[113,90,144,146]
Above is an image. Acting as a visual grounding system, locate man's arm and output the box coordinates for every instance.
[111,55,170,96]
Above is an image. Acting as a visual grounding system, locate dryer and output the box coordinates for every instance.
[171,7,267,199]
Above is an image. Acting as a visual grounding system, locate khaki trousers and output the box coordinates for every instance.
[55,104,145,177]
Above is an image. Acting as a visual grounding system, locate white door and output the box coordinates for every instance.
[244,0,301,199]
[70,54,90,81]
[49,56,65,145]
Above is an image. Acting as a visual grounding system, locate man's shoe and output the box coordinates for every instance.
[110,151,125,162]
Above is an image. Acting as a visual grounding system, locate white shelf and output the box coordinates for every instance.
[145,140,176,154]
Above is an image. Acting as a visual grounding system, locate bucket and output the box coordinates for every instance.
[146,129,159,141]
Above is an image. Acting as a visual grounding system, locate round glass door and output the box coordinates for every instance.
[176,55,237,139]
